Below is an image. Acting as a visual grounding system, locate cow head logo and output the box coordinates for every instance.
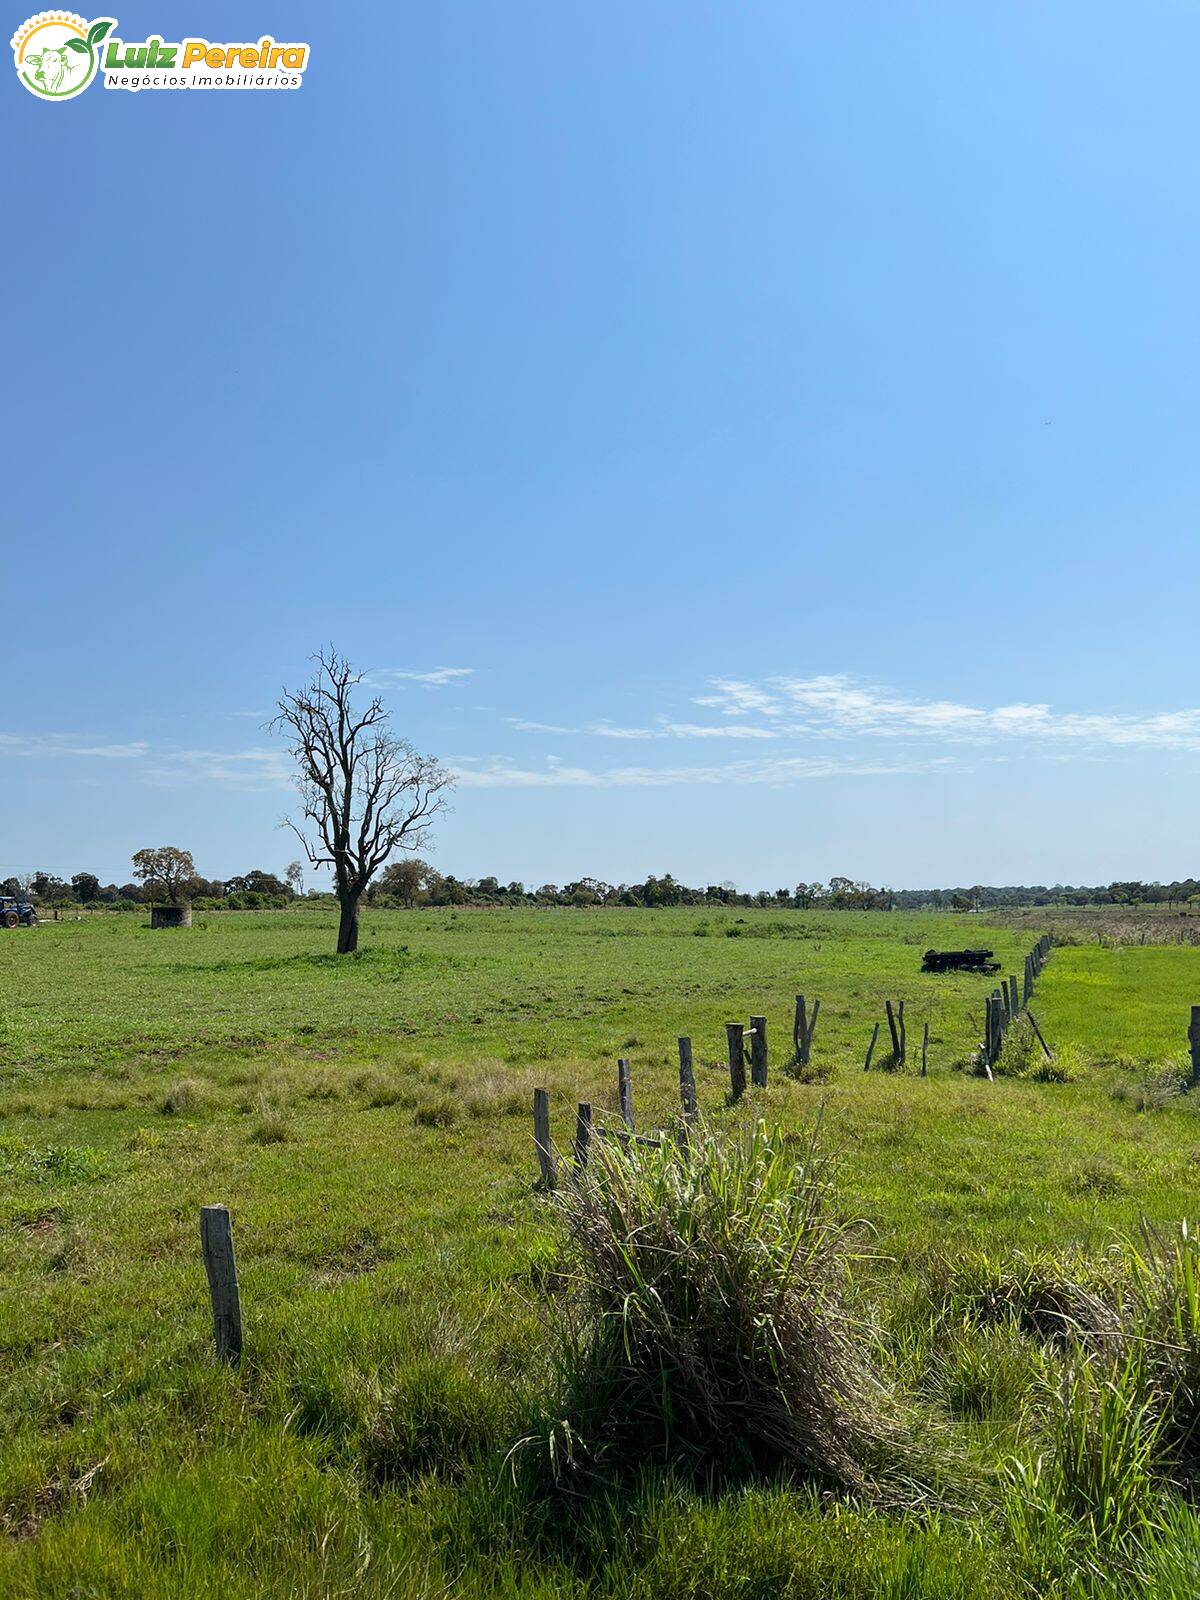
[11,12,114,99]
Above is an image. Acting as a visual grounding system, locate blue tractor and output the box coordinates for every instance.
[0,895,37,928]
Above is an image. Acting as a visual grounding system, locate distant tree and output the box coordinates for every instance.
[273,649,454,954]
[72,872,101,903]
[285,861,304,898]
[224,870,290,898]
[33,873,72,904]
[376,857,428,907]
[131,846,198,905]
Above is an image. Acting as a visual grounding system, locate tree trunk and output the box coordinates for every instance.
[336,893,361,953]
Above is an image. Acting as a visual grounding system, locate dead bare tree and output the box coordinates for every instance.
[273,649,454,953]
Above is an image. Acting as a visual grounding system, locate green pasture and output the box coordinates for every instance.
[1,906,1199,1597]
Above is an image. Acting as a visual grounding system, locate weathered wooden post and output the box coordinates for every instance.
[1188,1006,1200,1089]
[805,999,820,1064]
[1008,975,1020,1017]
[984,997,994,1068]
[726,1022,746,1100]
[898,999,907,1064]
[574,1102,592,1168]
[678,1037,697,1119]
[921,1020,929,1077]
[749,1015,768,1088]
[200,1204,243,1365]
[885,1001,901,1060]
[617,1059,634,1129]
[1023,956,1033,1004]
[863,1021,880,1071]
[533,1088,556,1188]
[793,995,820,1068]
[1027,1011,1053,1061]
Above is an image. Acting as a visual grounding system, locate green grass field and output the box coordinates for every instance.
[3,906,1200,1597]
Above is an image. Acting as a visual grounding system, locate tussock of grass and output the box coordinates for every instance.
[1111,1065,1187,1113]
[157,1078,209,1117]
[363,1357,508,1485]
[247,1110,292,1145]
[935,1248,1125,1349]
[534,1122,928,1495]
[414,1098,459,1129]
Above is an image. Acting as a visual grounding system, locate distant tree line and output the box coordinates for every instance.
[1,857,307,912]
[366,866,1200,911]
[7,863,1200,914]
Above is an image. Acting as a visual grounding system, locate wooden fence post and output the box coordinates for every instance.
[750,1015,768,1088]
[793,996,820,1067]
[885,1001,901,1060]
[726,1023,746,1100]
[574,1102,592,1168]
[617,1059,634,1129]
[804,999,820,1063]
[898,999,906,1064]
[1188,1007,1200,1089]
[921,1020,929,1077]
[863,1021,880,1072]
[200,1204,243,1365]
[678,1037,697,1118]
[1027,1011,1053,1061]
[533,1088,556,1188]
[1009,975,1019,1016]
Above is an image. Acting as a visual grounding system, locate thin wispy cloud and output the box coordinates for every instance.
[145,747,295,791]
[694,675,1200,750]
[0,733,149,759]
[369,667,474,688]
[505,717,578,734]
[506,717,778,742]
[452,753,945,789]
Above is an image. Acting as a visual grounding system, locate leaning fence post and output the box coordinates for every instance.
[863,1021,880,1072]
[200,1204,243,1365]
[617,1059,634,1130]
[726,1022,746,1100]
[678,1037,697,1119]
[1027,1010,1053,1061]
[750,1015,768,1088]
[574,1102,592,1168]
[793,995,807,1065]
[533,1087,556,1188]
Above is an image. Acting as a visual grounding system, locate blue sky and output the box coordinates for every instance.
[4,2,1200,891]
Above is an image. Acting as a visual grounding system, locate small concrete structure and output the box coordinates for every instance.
[150,903,192,929]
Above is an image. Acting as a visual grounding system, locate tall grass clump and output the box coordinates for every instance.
[1005,1347,1169,1589]
[535,1122,922,1495]
[1125,1222,1200,1474]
